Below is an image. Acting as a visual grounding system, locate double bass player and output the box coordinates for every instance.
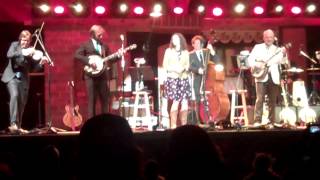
[189,35,220,125]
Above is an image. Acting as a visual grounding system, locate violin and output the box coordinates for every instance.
[63,81,83,131]
[21,47,45,61]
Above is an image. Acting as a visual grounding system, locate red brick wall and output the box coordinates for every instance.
[35,17,316,130]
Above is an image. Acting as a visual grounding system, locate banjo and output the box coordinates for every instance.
[279,80,296,127]
[251,43,291,79]
[84,44,137,77]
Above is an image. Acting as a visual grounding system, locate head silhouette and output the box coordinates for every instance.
[167,125,225,179]
[79,113,142,180]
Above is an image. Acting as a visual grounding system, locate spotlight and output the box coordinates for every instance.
[153,3,162,12]
[72,3,84,14]
[39,3,50,13]
[54,5,65,14]
[173,6,183,14]
[234,3,245,14]
[197,5,205,14]
[119,3,128,13]
[275,4,283,13]
[291,6,302,15]
[212,7,223,17]
[150,3,162,17]
[95,5,106,15]
[306,4,317,13]
[254,6,264,15]
[134,6,144,15]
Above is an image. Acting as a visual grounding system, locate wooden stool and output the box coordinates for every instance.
[229,89,249,127]
[129,90,153,130]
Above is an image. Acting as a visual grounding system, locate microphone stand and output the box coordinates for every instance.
[120,35,126,117]
[33,23,65,134]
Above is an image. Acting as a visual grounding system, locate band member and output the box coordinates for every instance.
[189,35,220,124]
[163,33,191,129]
[1,30,48,133]
[248,29,287,128]
[74,25,112,119]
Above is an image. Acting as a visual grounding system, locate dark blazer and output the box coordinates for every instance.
[74,39,109,79]
[1,41,40,83]
[189,49,219,102]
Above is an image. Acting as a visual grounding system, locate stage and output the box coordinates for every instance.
[0,126,319,179]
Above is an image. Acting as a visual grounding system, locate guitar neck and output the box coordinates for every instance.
[69,81,75,115]
[280,83,289,107]
[102,53,118,63]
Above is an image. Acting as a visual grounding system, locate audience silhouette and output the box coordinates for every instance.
[166,125,229,180]
[78,113,143,180]
[244,152,281,180]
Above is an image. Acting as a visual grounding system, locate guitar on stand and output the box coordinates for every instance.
[63,81,83,131]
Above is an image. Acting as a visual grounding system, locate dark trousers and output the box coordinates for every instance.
[254,76,280,123]
[85,77,108,119]
[7,78,29,127]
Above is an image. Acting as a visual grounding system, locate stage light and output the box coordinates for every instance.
[134,6,144,15]
[275,5,283,13]
[212,7,223,17]
[119,3,128,13]
[72,3,84,14]
[173,6,183,14]
[150,3,162,17]
[254,6,264,15]
[54,5,65,14]
[306,4,317,13]
[197,5,205,14]
[234,3,245,14]
[95,5,106,15]
[39,3,50,13]
[154,3,162,12]
[291,6,302,15]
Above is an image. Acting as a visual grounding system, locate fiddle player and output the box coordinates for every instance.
[189,35,220,125]
[248,29,287,128]
[1,30,49,133]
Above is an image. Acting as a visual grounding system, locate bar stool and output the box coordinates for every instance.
[128,90,153,130]
[229,89,249,127]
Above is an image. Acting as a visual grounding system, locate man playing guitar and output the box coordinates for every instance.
[248,29,287,128]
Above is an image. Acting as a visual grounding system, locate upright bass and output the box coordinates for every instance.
[198,49,230,125]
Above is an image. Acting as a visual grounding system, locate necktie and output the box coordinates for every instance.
[95,42,101,54]
[199,52,204,63]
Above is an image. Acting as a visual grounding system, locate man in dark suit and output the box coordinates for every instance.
[189,35,220,124]
[74,25,113,119]
[1,30,48,133]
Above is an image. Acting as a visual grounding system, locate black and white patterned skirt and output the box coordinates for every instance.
[164,77,191,101]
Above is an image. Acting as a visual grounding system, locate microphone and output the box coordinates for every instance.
[120,34,124,41]
[300,50,318,64]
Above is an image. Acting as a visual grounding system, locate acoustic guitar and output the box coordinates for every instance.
[84,44,137,77]
[63,81,83,131]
